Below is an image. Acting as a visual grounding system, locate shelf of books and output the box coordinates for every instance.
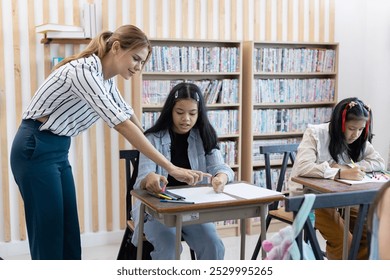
[242,41,339,234]
[131,38,243,236]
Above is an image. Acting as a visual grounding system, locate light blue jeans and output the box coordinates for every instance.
[143,218,225,260]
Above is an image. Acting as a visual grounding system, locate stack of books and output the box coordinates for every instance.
[35,3,96,39]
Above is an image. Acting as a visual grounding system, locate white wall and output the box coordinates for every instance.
[335,0,390,162]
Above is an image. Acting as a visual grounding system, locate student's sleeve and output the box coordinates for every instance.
[294,127,338,179]
[205,148,235,183]
[357,142,386,172]
[133,134,159,190]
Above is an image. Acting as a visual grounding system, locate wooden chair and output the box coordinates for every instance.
[284,190,377,259]
[117,149,196,260]
[251,143,299,260]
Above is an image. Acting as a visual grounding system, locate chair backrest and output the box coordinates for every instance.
[120,149,140,221]
[285,190,377,259]
[260,143,299,210]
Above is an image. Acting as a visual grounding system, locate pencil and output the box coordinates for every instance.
[160,200,195,204]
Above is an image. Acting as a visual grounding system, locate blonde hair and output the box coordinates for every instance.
[53,25,152,70]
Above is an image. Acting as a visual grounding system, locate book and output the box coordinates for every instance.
[45,31,86,39]
[35,23,83,33]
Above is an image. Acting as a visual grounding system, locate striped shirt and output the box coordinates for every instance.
[23,54,133,136]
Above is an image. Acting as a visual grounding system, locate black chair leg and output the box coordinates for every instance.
[117,227,131,260]
[190,249,196,260]
[251,215,272,260]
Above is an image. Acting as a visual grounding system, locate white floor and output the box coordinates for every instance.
[3,231,326,260]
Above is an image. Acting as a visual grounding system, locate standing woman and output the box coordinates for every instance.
[10,25,205,260]
[289,97,385,259]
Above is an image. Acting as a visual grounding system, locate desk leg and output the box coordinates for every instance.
[175,215,182,260]
[240,218,246,260]
[137,203,146,260]
[342,206,351,260]
[260,205,267,259]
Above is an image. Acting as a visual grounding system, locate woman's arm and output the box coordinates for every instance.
[130,114,144,132]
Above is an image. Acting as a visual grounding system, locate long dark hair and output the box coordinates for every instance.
[328,97,372,162]
[53,25,152,70]
[145,82,218,154]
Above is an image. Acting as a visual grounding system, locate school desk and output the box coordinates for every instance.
[291,176,386,259]
[131,182,284,260]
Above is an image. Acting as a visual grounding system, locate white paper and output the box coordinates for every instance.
[168,187,236,203]
[168,183,283,203]
[336,175,388,185]
[223,182,283,199]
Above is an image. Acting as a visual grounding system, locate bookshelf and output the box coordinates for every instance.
[132,38,243,236]
[242,41,339,234]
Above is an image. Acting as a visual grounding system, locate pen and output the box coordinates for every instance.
[163,190,186,200]
[147,191,173,200]
[158,193,173,200]
[160,199,195,204]
[350,158,356,167]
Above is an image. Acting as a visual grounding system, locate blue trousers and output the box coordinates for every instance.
[144,218,225,260]
[10,119,81,260]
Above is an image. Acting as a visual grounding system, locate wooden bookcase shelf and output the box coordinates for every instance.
[41,38,91,45]
[242,41,339,234]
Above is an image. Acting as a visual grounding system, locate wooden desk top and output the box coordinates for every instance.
[131,184,284,214]
[291,176,385,193]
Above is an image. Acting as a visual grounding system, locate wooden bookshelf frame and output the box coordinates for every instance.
[242,41,339,234]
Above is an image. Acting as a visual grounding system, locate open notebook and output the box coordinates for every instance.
[167,182,282,204]
[335,173,389,185]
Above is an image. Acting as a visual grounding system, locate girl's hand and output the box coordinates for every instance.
[141,172,168,193]
[212,173,228,193]
[169,167,211,186]
[340,166,366,180]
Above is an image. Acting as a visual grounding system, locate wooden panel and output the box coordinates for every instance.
[287,0,294,41]
[230,0,237,40]
[169,0,176,38]
[319,0,325,42]
[298,0,304,41]
[254,0,261,41]
[265,0,272,41]
[309,0,315,41]
[43,0,51,77]
[89,126,99,232]
[182,0,188,38]
[143,0,150,35]
[329,0,335,42]
[219,0,225,40]
[195,0,201,39]
[156,0,163,37]
[207,0,213,39]
[13,0,27,241]
[115,1,124,231]
[28,0,38,97]
[277,0,283,41]
[243,0,249,40]
[0,0,10,242]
